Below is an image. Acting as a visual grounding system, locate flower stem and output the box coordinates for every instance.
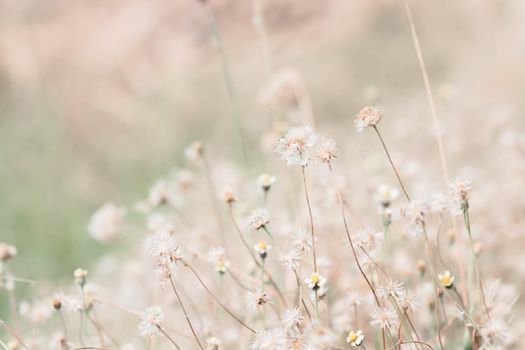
[169,275,204,350]
[183,260,256,333]
[372,125,411,202]
[301,166,318,273]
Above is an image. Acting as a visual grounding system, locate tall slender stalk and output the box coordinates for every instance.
[169,275,204,350]
[404,0,467,306]
[372,126,411,202]
[183,260,256,334]
[327,164,381,307]
[300,166,318,273]
[203,2,249,165]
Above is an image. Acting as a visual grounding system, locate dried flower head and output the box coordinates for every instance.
[138,306,163,337]
[257,173,277,192]
[369,306,398,329]
[0,243,17,262]
[354,106,382,132]
[275,125,318,166]
[247,208,271,231]
[73,269,87,287]
[314,136,339,165]
[246,288,271,312]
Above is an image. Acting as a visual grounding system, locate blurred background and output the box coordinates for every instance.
[1,0,524,310]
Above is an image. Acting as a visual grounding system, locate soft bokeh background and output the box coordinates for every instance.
[1,0,524,319]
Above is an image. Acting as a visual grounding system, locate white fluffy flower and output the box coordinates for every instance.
[275,125,318,166]
[247,208,271,231]
[281,307,303,331]
[246,288,271,312]
[87,202,126,243]
[354,106,382,132]
[314,136,339,165]
[139,306,163,337]
[369,306,398,329]
[400,199,428,237]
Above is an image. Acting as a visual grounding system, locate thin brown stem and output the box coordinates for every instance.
[372,126,411,202]
[183,260,256,333]
[301,166,318,272]
[157,325,183,350]
[169,275,205,350]
[328,164,381,306]
[227,203,287,306]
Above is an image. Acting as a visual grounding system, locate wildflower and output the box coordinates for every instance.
[206,337,222,350]
[73,269,87,287]
[448,176,472,213]
[145,229,184,285]
[148,180,174,207]
[400,199,428,237]
[314,136,339,165]
[139,306,163,337]
[257,174,277,192]
[354,106,382,132]
[214,259,231,274]
[0,243,17,262]
[374,185,399,209]
[279,250,302,271]
[305,272,327,291]
[396,289,420,312]
[369,306,398,329]
[480,318,509,347]
[250,328,287,350]
[275,125,318,167]
[206,246,226,264]
[281,307,303,331]
[221,186,236,204]
[346,329,364,346]
[87,203,126,243]
[247,208,270,231]
[246,288,271,312]
[292,228,313,252]
[437,270,455,289]
[49,331,69,350]
[254,240,272,259]
[184,141,204,162]
[378,280,405,299]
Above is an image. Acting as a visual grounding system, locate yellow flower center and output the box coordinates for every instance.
[440,275,451,286]
[258,241,267,250]
[349,332,357,342]
[310,273,320,284]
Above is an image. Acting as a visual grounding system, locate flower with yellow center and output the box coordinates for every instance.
[437,270,455,289]
[304,272,326,291]
[346,329,364,346]
[214,259,231,274]
[254,240,272,259]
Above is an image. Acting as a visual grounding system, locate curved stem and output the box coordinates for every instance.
[183,261,256,334]
[328,164,381,306]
